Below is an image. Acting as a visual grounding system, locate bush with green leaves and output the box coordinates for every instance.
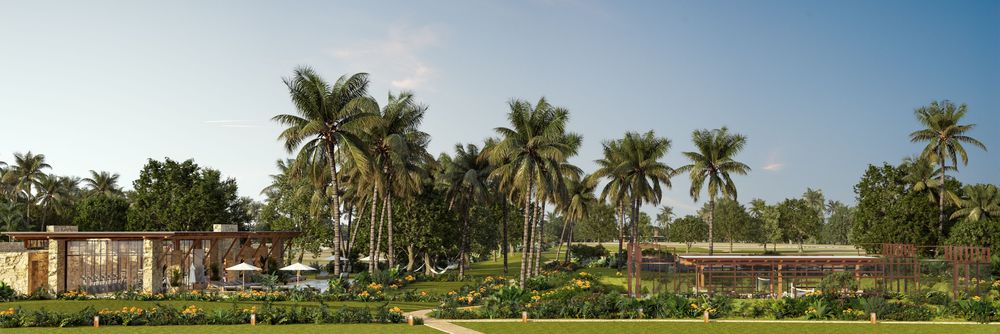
[0,281,16,302]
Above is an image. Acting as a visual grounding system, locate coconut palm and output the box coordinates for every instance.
[83,170,122,196]
[655,205,674,241]
[35,174,78,228]
[593,131,673,296]
[365,91,432,270]
[901,156,958,205]
[677,127,750,256]
[556,174,597,263]
[488,97,577,287]
[909,100,987,238]
[272,67,378,276]
[803,188,825,223]
[440,143,492,279]
[950,184,1000,222]
[2,152,51,230]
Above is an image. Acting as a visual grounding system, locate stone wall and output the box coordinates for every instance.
[0,251,29,294]
[142,239,163,293]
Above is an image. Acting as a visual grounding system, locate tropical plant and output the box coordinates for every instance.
[440,143,492,279]
[272,67,378,276]
[592,131,673,296]
[909,100,987,238]
[950,184,1000,222]
[2,151,50,230]
[555,174,597,263]
[677,127,750,255]
[82,170,122,196]
[488,97,578,287]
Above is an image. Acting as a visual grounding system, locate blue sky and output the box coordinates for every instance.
[1,0,997,216]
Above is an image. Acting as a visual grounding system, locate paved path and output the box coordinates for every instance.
[404,309,484,334]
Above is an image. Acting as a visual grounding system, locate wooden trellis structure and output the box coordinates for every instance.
[943,245,991,297]
[675,255,883,297]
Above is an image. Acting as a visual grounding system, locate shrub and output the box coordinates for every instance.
[958,297,996,324]
[818,272,858,297]
[0,282,16,302]
[570,244,608,260]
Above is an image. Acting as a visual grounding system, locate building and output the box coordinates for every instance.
[0,225,298,295]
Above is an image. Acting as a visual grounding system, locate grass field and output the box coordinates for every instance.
[0,324,437,333]
[457,322,998,334]
[1,299,437,313]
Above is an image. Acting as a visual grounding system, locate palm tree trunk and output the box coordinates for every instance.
[526,197,539,277]
[519,183,533,288]
[387,194,395,269]
[938,147,946,244]
[342,205,352,257]
[617,203,625,270]
[564,219,574,263]
[533,200,545,275]
[422,251,433,276]
[375,196,388,270]
[708,196,716,256]
[459,205,470,280]
[502,200,509,274]
[556,216,570,264]
[368,185,379,273]
[324,143,343,276]
[406,244,415,272]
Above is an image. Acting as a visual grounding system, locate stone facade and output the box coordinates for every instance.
[0,251,29,293]
[142,238,163,293]
[46,239,66,294]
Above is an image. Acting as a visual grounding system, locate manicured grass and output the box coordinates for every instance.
[458,322,998,334]
[0,324,437,333]
[2,300,436,313]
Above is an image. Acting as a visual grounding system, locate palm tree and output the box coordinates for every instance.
[273,67,378,276]
[594,139,630,268]
[365,91,431,270]
[950,184,1000,222]
[909,100,987,238]
[655,205,674,241]
[0,201,24,239]
[35,174,76,228]
[488,97,577,287]
[901,156,958,204]
[2,152,51,230]
[803,188,825,223]
[556,174,597,263]
[677,127,750,255]
[83,170,122,196]
[593,131,674,296]
[441,143,492,279]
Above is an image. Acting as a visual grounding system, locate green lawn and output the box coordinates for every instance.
[458,322,998,334]
[2,300,436,313]
[0,324,437,334]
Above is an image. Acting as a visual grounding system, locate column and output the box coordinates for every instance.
[142,238,163,293]
[46,239,65,294]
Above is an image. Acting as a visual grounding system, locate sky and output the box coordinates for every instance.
[1,0,998,217]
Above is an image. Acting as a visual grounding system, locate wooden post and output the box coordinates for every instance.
[93,316,99,327]
[407,315,414,326]
[521,311,529,323]
[703,310,710,323]
[870,312,877,324]
[251,313,256,326]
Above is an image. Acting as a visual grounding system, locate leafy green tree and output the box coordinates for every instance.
[669,215,707,252]
[74,195,129,231]
[555,175,597,263]
[700,199,752,252]
[821,200,853,245]
[655,205,674,241]
[571,202,618,242]
[947,218,1000,253]
[777,198,821,252]
[750,198,782,251]
[273,67,377,276]
[850,163,946,251]
[910,100,987,239]
[127,158,243,231]
[677,127,750,255]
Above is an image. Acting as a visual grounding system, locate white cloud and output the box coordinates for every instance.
[328,24,442,90]
[762,150,785,172]
[763,163,784,171]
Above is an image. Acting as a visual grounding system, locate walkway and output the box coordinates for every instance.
[405,309,484,334]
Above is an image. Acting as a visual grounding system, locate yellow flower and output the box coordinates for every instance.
[420,291,428,296]
[578,272,589,277]
[404,275,415,282]
[448,290,457,296]
[389,307,402,314]
[972,295,982,301]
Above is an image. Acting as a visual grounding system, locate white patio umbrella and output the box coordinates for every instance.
[279,263,316,287]
[226,262,262,290]
[323,255,350,262]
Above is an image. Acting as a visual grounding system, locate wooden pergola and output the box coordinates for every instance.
[676,255,883,297]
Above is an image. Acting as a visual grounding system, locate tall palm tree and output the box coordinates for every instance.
[488,97,577,287]
[273,67,378,276]
[2,152,51,230]
[556,174,597,263]
[35,174,76,228]
[803,188,825,223]
[365,91,431,270]
[950,184,1000,222]
[593,131,674,296]
[909,100,987,238]
[677,127,750,255]
[83,170,122,196]
[655,205,674,241]
[441,143,492,279]
[594,139,630,268]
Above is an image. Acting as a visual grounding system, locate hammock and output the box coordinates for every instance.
[428,262,459,275]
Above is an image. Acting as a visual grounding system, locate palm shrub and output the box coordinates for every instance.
[480,285,528,318]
